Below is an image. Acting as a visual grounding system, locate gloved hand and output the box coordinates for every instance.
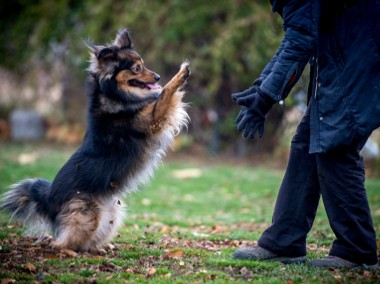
[235,90,275,139]
[231,79,261,107]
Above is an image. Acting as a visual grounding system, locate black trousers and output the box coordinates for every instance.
[258,108,378,265]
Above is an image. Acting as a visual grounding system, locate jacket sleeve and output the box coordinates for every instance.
[258,0,319,102]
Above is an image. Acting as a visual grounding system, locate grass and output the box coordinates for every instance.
[0,142,379,283]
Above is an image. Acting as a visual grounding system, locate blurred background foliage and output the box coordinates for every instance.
[3,0,378,175]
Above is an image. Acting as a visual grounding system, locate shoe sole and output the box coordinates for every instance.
[271,256,307,264]
[233,253,307,264]
[310,256,379,270]
[310,262,379,270]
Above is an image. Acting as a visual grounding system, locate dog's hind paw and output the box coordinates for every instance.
[33,233,53,245]
[88,247,107,255]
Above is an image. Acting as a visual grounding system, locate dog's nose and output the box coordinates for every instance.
[154,74,160,81]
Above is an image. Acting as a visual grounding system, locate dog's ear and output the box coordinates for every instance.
[97,47,116,62]
[85,40,116,62]
[86,40,118,77]
[114,29,133,49]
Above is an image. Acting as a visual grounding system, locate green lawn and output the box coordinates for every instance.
[0,142,379,283]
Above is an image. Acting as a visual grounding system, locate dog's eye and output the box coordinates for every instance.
[132,65,142,73]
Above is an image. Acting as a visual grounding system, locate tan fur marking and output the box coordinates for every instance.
[115,67,159,98]
[53,198,100,251]
[115,70,130,89]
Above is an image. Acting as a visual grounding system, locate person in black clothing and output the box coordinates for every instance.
[232,0,380,269]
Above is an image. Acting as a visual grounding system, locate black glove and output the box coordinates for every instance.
[231,79,261,107]
[235,91,275,139]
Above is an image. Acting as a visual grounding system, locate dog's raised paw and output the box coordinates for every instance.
[178,60,190,85]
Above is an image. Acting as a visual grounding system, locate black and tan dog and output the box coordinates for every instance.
[1,29,190,252]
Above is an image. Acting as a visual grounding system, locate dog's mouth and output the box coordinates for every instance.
[129,79,161,90]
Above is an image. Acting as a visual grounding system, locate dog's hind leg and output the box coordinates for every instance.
[52,198,100,252]
[89,197,125,251]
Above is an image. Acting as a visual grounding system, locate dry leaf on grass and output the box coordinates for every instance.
[25,262,36,272]
[146,267,156,277]
[163,249,184,260]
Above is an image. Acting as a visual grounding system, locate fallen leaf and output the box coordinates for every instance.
[230,240,240,247]
[207,274,217,280]
[163,249,184,260]
[161,225,171,233]
[146,267,156,277]
[26,262,36,272]
[363,271,371,277]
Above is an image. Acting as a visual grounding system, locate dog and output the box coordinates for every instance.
[0,29,190,252]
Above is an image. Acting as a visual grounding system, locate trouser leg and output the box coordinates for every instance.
[317,141,378,265]
[258,110,321,257]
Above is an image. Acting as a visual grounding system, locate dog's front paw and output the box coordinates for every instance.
[162,60,190,93]
[176,60,190,88]
[180,60,191,81]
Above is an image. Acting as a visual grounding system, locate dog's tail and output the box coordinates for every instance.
[1,178,52,235]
